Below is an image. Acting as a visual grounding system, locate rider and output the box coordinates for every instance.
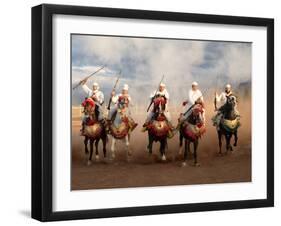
[80,81,105,134]
[142,83,174,131]
[107,84,137,131]
[177,81,205,128]
[212,84,240,130]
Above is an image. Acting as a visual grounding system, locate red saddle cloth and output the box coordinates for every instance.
[82,98,95,108]
[182,122,206,141]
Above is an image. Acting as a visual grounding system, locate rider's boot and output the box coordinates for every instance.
[80,124,85,136]
[141,122,149,132]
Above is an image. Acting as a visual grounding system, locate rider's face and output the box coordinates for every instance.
[225,88,230,93]
[192,85,198,91]
[159,86,165,92]
[93,85,98,91]
[122,89,128,95]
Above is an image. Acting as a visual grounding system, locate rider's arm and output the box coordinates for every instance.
[216,92,224,103]
[188,90,195,105]
[111,94,119,104]
[97,91,104,105]
[81,84,92,97]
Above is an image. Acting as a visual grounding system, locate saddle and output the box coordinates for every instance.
[221,118,240,132]
[182,122,206,140]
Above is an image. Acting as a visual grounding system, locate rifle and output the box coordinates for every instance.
[146,75,165,112]
[107,72,121,110]
[72,65,106,90]
[214,74,219,111]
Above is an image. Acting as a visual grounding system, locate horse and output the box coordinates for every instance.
[146,96,173,161]
[216,95,240,155]
[81,98,107,165]
[108,99,137,161]
[178,104,206,167]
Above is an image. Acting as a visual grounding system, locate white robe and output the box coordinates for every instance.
[184,89,203,111]
[82,84,104,106]
[146,89,171,122]
[216,91,239,114]
[181,89,205,123]
[82,84,104,120]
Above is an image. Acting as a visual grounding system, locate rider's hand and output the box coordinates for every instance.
[182,101,188,106]
[80,80,86,85]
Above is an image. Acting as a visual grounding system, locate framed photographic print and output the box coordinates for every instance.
[31,4,274,221]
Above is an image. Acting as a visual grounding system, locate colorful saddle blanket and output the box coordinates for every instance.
[221,118,240,132]
[182,122,206,140]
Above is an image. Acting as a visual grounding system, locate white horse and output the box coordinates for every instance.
[109,108,133,161]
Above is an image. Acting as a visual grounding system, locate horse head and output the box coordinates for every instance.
[221,95,237,120]
[187,104,204,126]
[82,98,96,119]
[225,95,237,109]
[153,95,167,116]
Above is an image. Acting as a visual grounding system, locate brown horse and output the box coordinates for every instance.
[82,98,107,165]
[179,104,206,166]
[146,96,173,161]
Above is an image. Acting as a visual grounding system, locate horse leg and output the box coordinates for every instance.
[102,135,107,158]
[217,130,222,155]
[160,139,166,161]
[84,137,89,154]
[182,139,189,167]
[87,139,94,166]
[111,137,116,159]
[225,134,233,153]
[234,130,238,147]
[95,139,100,161]
[193,139,200,166]
[147,133,153,154]
[179,133,183,155]
[125,135,132,161]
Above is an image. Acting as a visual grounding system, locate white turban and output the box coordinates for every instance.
[225,84,231,89]
[192,81,198,86]
[123,84,129,91]
[159,83,166,87]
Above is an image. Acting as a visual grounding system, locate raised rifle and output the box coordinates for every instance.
[107,71,121,110]
[146,75,165,112]
[72,65,106,90]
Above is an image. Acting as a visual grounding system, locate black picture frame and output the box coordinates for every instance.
[31,4,274,222]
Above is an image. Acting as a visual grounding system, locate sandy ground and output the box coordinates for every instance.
[71,97,251,190]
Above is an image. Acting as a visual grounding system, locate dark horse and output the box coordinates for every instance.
[217,95,240,155]
[146,96,173,161]
[179,104,206,166]
[82,98,107,165]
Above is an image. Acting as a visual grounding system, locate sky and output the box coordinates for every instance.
[71,34,251,106]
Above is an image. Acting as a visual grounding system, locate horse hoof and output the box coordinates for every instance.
[181,162,187,167]
[87,160,92,166]
[193,162,200,167]
[95,155,100,161]
[217,152,223,157]
[178,149,183,155]
[161,155,166,161]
